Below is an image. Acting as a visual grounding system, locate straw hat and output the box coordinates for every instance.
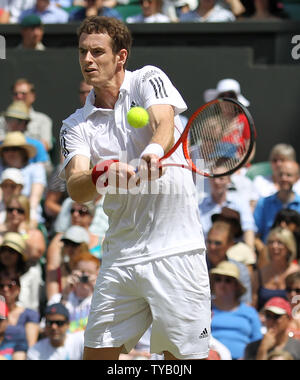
[210,261,246,296]
[0,232,26,260]
[4,101,30,121]
[0,131,36,159]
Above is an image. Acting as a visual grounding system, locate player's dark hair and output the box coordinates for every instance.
[77,16,132,66]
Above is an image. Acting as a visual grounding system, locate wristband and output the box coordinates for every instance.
[140,143,164,159]
[91,159,119,186]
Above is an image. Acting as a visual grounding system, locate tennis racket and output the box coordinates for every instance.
[157,97,256,178]
[92,98,256,186]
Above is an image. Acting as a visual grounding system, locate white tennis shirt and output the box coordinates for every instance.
[60,65,205,267]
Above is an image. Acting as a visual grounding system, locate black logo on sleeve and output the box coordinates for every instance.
[149,76,168,99]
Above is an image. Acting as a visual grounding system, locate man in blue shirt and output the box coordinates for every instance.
[19,0,69,24]
[254,160,300,243]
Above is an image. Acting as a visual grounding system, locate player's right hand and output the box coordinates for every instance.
[108,161,138,190]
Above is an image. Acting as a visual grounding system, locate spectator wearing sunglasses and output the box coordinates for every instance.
[0,271,40,348]
[0,229,44,313]
[210,261,262,360]
[244,297,300,360]
[252,227,300,312]
[50,197,106,254]
[47,201,102,279]
[3,195,46,313]
[0,168,24,224]
[0,132,47,227]
[27,303,84,360]
[285,271,300,340]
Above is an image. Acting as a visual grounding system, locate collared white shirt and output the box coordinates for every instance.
[60,65,205,267]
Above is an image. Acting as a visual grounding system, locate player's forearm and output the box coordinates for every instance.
[148,105,175,153]
[151,125,174,154]
[67,170,97,203]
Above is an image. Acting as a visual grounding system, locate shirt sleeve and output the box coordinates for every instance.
[59,121,91,178]
[135,66,187,116]
[30,163,47,186]
[24,308,40,324]
[253,197,265,237]
[249,307,263,342]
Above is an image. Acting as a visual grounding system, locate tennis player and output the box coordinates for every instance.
[60,16,210,360]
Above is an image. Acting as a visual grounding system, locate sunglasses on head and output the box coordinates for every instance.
[6,207,25,215]
[46,320,67,327]
[70,207,90,216]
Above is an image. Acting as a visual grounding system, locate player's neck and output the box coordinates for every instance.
[93,71,125,109]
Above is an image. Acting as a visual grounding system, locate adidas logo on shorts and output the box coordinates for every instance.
[199,328,209,339]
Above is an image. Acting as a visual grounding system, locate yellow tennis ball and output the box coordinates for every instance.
[127,106,149,128]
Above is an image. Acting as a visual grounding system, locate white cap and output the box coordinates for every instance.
[61,225,90,244]
[1,168,24,186]
[203,78,250,107]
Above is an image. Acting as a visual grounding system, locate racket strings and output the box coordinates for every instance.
[188,100,251,175]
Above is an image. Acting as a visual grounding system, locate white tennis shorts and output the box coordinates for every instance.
[84,251,211,359]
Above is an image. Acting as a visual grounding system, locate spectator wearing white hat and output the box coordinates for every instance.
[0,131,47,227]
[201,78,258,211]
[0,168,24,224]
[203,78,250,106]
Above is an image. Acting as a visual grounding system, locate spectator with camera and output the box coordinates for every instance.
[47,247,101,334]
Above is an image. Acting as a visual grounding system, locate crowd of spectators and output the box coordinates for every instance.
[0,0,297,28]
[0,7,300,359]
[0,72,299,361]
